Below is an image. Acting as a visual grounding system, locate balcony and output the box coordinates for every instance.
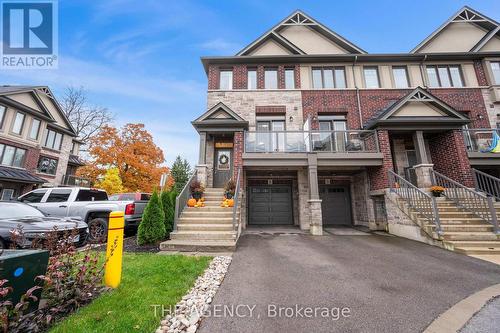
[243,130,383,167]
[62,174,91,187]
[463,129,500,165]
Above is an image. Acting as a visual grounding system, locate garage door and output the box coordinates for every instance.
[249,186,293,225]
[320,186,352,226]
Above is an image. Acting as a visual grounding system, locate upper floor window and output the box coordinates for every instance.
[0,106,5,129]
[491,62,500,85]
[312,67,346,89]
[247,68,257,90]
[29,119,41,140]
[363,67,380,88]
[71,141,78,155]
[426,65,463,87]
[284,68,295,89]
[0,144,26,168]
[44,129,63,150]
[219,69,233,90]
[11,112,25,135]
[264,68,278,89]
[37,156,58,175]
[392,66,409,88]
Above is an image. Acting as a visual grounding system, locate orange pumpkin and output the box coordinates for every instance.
[187,198,197,207]
[227,199,234,207]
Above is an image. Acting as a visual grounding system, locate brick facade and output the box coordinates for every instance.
[428,130,474,187]
[301,90,358,129]
[473,60,488,86]
[0,137,40,172]
[367,130,394,190]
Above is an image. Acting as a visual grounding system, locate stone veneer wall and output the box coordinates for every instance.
[297,169,310,230]
[350,171,371,227]
[38,134,72,186]
[428,130,474,187]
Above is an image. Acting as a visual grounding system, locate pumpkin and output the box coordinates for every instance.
[200,197,205,202]
[227,199,234,207]
[187,198,197,207]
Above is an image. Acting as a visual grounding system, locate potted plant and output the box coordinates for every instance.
[189,180,205,200]
[430,186,445,197]
[224,179,236,199]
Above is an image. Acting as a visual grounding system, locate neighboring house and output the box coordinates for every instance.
[163,7,500,252]
[0,86,88,200]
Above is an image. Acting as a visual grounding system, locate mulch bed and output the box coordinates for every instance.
[92,235,162,253]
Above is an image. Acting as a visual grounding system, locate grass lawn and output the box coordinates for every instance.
[50,253,212,333]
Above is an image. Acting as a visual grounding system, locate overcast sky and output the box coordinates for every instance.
[1,0,499,166]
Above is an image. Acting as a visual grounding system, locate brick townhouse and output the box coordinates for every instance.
[0,86,87,200]
[163,6,500,253]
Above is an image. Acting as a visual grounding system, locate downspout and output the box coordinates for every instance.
[419,54,428,88]
[352,55,363,129]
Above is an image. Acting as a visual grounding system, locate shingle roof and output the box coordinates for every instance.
[0,166,46,184]
[0,85,43,95]
[68,155,85,166]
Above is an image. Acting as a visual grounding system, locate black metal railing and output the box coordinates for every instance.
[232,168,242,238]
[174,170,197,231]
[431,169,499,234]
[473,168,500,201]
[388,170,442,235]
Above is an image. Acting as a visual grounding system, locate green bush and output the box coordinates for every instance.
[161,190,177,236]
[137,190,166,245]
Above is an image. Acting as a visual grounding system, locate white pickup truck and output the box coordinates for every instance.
[18,187,148,242]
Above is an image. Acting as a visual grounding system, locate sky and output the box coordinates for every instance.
[0,0,499,166]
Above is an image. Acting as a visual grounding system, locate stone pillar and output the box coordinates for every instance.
[196,164,208,188]
[413,164,434,188]
[307,154,323,235]
[413,131,429,164]
[198,132,207,164]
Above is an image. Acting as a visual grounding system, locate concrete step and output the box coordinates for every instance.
[453,246,500,255]
[185,206,235,212]
[445,240,500,248]
[418,212,477,218]
[181,211,233,218]
[177,224,234,232]
[425,224,494,232]
[160,239,236,252]
[178,217,233,224]
[170,230,235,241]
[438,232,500,241]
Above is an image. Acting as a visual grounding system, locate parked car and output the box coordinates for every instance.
[0,201,88,249]
[109,192,151,201]
[18,187,147,242]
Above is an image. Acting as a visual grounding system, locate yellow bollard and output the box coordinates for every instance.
[104,211,124,288]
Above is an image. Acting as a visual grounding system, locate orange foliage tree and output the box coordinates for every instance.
[78,124,168,192]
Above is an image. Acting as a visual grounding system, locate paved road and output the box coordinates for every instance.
[198,231,500,333]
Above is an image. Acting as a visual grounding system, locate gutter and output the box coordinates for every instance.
[352,55,363,129]
[419,54,428,88]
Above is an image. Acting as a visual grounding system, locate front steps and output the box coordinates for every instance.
[407,198,500,255]
[160,188,237,252]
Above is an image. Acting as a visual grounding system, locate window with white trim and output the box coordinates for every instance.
[247,68,257,90]
[363,67,380,88]
[11,112,25,135]
[311,67,346,89]
[426,65,463,87]
[284,68,295,89]
[219,69,233,90]
[29,119,41,140]
[392,66,409,88]
[44,129,63,150]
[264,68,278,89]
[0,144,26,168]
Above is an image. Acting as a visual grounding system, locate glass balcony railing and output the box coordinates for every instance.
[62,174,91,187]
[244,130,379,153]
[462,129,500,152]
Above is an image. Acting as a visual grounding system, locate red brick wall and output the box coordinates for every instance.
[367,130,394,190]
[428,130,474,187]
[255,106,286,114]
[473,60,488,86]
[0,137,40,172]
[233,131,243,180]
[302,90,358,129]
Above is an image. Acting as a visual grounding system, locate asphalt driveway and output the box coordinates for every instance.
[198,229,500,333]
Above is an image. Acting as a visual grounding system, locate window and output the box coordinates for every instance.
[46,189,72,202]
[247,68,257,89]
[1,189,15,201]
[363,67,380,88]
[426,65,463,87]
[392,66,409,88]
[71,141,78,155]
[491,62,500,85]
[0,106,5,129]
[284,68,295,89]
[29,119,41,140]
[76,189,108,201]
[312,67,346,89]
[316,117,347,152]
[20,190,47,203]
[219,69,233,90]
[37,156,58,175]
[44,129,63,150]
[12,112,25,134]
[0,144,26,167]
[264,68,278,89]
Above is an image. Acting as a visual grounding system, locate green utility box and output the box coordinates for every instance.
[0,250,49,313]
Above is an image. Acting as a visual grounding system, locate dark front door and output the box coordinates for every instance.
[319,186,352,226]
[249,186,293,225]
[213,148,232,188]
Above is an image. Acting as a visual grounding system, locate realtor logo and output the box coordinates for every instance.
[1,0,58,68]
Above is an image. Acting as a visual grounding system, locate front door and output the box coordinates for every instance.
[213,148,232,188]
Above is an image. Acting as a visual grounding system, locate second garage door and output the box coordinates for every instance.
[249,186,293,225]
[320,186,352,226]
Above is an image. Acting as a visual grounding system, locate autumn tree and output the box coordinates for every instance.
[97,167,124,194]
[171,156,191,193]
[78,124,168,192]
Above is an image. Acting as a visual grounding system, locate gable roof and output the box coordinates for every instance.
[192,102,248,132]
[236,10,366,56]
[364,87,470,129]
[411,6,500,53]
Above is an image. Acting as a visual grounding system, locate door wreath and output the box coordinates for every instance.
[219,154,229,165]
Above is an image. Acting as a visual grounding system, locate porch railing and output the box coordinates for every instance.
[244,130,379,153]
[462,128,500,152]
[430,169,499,234]
[473,168,500,201]
[232,168,242,238]
[174,170,197,231]
[388,170,442,235]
